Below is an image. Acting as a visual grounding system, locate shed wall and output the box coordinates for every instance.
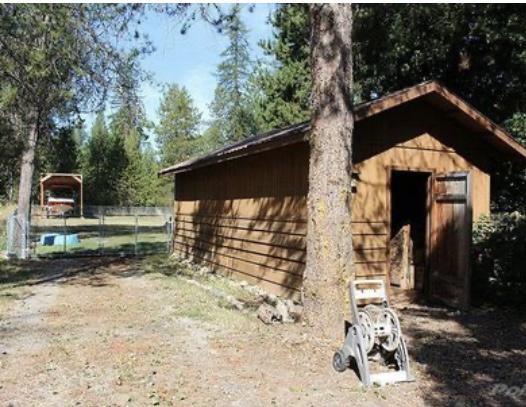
[174,143,308,298]
[173,100,492,298]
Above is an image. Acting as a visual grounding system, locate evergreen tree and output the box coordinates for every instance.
[0,4,150,225]
[108,56,161,206]
[303,3,355,342]
[257,4,526,127]
[199,125,223,154]
[138,144,162,206]
[0,111,22,202]
[116,128,161,206]
[492,113,526,212]
[40,125,82,174]
[353,4,526,123]
[110,56,149,144]
[155,84,202,167]
[209,4,256,143]
[81,113,127,205]
[253,4,311,131]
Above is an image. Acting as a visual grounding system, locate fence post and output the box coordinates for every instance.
[63,214,67,254]
[27,214,32,258]
[5,216,11,258]
[97,215,102,254]
[101,207,105,255]
[6,214,19,259]
[134,214,138,256]
[7,215,16,259]
[21,215,29,260]
[167,216,173,254]
[21,217,26,259]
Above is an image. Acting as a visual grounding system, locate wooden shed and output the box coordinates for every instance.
[160,81,526,308]
[39,173,83,217]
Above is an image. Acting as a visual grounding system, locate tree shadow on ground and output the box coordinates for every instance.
[401,305,526,406]
[3,256,525,405]
[0,257,145,288]
[36,241,168,258]
[0,254,192,290]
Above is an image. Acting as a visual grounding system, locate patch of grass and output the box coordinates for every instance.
[205,275,258,304]
[30,214,169,256]
[141,255,260,330]
[141,254,259,305]
[34,215,165,227]
[161,276,257,330]
[34,231,168,256]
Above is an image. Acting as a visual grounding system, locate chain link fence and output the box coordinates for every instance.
[6,214,30,259]
[6,206,173,259]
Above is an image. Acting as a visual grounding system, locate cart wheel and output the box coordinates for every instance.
[358,310,375,354]
[379,308,401,352]
[364,304,382,323]
[394,337,409,371]
[332,350,349,372]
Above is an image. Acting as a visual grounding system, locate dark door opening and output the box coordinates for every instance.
[389,170,430,292]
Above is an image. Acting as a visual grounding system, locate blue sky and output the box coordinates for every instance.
[85,4,276,134]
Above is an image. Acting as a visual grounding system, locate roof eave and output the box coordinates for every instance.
[159,80,526,176]
[159,122,310,176]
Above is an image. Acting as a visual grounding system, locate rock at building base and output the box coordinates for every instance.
[257,299,304,324]
[257,303,281,324]
[276,300,294,323]
[284,300,304,322]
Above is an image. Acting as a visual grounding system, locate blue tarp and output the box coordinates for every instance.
[40,233,58,246]
[40,233,80,246]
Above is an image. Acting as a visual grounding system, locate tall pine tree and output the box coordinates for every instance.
[209,4,255,144]
[155,84,202,167]
[109,56,161,206]
[0,4,150,228]
[81,113,127,205]
[110,56,148,143]
[253,4,311,131]
[257,4,526,128]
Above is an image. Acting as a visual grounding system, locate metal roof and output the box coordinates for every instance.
[160,80,526,176]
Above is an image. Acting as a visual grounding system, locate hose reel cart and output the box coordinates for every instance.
[333,279,414,386]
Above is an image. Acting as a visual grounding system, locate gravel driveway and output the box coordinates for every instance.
[0,257,524,406]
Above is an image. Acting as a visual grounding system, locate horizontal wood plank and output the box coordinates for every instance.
[354,261,387,276]
[175,214,307,236]
[173,243,303,291]
[174,229,305,262]
[351,221,388,235]
[173,237,305,275]
[173,247,301,300]
[175,223,306,252]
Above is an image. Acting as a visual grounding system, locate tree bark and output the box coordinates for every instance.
[303,4,354,344]
[16,116,39,258]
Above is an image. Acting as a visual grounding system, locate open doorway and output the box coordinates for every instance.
[389,170,430,292]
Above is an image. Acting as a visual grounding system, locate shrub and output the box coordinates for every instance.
[472,213,526,306]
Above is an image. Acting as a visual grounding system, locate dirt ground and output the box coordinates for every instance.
[1,257,525,406]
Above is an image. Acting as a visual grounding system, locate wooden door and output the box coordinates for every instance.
[429,172,472,308]
[389,224,414,289]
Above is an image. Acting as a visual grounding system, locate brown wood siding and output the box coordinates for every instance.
[173,100,492,298]
[174,144,309,299]
[353,101,491,224]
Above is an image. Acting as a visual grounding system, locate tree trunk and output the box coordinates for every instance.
[303,4,354,344]
[16,117,39,258]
